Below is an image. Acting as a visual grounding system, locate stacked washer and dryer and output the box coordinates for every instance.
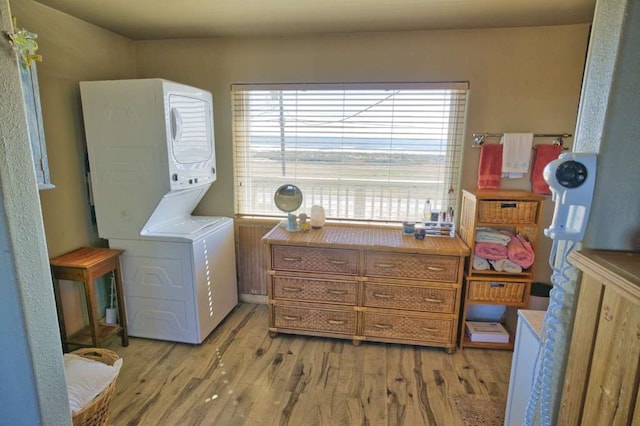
[80,79,237,344]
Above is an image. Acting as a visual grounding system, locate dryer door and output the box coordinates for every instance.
[169,94,214,165]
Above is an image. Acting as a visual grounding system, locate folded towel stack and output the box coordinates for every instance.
[473,256,491,270]
[476,229,513,245]
[507,234,535,268]
[490,258,523,273]
[474,242,508,260]
[472,228,535,271]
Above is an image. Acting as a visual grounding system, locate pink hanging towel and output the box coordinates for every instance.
[477,144,503,189]
[531,144,563,195]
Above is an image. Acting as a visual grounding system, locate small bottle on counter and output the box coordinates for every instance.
[423,199,432,223]
[402,221,416,235]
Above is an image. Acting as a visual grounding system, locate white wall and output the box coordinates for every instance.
[11,0,137,258]
[0,1,70,423]
[575,0,640,250]
[11,0,137,334]
[135,24,591,282]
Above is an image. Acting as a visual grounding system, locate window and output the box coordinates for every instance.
[232,82,469,222]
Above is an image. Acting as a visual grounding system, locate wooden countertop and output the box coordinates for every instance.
[262,224,470,256]
[518,309,546,340]
[568,249,640,304]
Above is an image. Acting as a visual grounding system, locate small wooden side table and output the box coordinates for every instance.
[50,247,129,351]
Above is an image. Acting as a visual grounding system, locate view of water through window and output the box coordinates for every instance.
[233,84,468,222]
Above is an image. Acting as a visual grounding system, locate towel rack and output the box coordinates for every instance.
[472,133,572,148]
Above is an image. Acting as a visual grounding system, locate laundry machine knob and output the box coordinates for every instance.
[189,179,193,184]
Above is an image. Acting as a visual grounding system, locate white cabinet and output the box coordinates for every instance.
[504,310,545,425]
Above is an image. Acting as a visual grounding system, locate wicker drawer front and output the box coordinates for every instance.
[273,305,356,335]
[363,312,453,343]
[477,200,538,224]
[363,283,456,313]
[467,280,527,303]
[272,245,358,275]
[273,276,357,305]
[365,251,458,282]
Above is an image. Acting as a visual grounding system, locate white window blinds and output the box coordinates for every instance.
[232,82,469,222]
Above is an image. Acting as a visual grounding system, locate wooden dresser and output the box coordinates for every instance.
[262,224,469,353]
[558,249,640,425]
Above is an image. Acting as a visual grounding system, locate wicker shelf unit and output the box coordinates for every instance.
[263,223,470,353]
[458,189,545,350]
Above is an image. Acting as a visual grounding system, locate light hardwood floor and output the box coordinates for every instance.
[105,303,512,425]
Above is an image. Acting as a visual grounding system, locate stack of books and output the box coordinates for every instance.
[465,321,510,343]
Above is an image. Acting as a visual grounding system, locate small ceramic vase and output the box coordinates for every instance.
[310,205,326,229]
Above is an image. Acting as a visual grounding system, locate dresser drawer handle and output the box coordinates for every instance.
[426,266,446,272]
[282,257,302,262]
[327,289,348,295]
[327,319,346,325]
[282,286,302,293]
[421,327,439,332]
[374,263,396,268]
[372,323,392,330]
[373,293,394,299]
[283,315,301,321]
[423,297,443,303]
[328,259,347,265]
[489,282,506,288]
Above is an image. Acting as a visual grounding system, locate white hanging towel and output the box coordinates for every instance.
[500,132,534,178]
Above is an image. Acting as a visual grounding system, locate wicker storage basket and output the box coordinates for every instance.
[467,280,527,304]
[70,348,120,426]
[477,200,538,224]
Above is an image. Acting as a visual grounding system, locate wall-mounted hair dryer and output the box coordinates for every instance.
[543,152,597,241]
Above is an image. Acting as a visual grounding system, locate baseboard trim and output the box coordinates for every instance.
[239,293,268,304]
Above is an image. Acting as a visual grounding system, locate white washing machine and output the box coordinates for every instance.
[80,79,237,344]
[112,217,237,344]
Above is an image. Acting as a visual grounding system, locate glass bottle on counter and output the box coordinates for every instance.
[423,199,432,223]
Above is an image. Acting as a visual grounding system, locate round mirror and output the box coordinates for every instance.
[274,184,303,212]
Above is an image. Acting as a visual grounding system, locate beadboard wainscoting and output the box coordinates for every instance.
[235,218,278,300]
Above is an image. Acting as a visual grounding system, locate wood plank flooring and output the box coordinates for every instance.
[106,303,512,425]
